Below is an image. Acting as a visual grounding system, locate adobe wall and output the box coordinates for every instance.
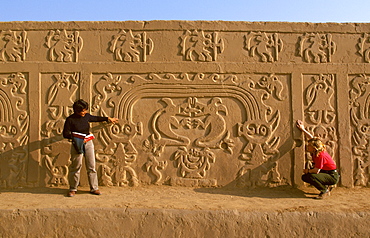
[1,208,369,237]
[0,21,370,189]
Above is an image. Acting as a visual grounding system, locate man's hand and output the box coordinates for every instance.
[108,117,119,124]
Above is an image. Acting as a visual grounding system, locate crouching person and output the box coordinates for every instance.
[296,120,339,199]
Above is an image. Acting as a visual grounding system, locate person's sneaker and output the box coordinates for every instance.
[314,189,330,199]
[67,191,76,197]
[328,185,335,192]
[90,190,101,195]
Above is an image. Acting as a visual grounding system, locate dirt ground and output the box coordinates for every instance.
[1,185,370,213]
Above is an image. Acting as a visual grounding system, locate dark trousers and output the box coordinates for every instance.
[302,172,339,193]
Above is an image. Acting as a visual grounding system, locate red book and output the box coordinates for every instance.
[72,132,95,142]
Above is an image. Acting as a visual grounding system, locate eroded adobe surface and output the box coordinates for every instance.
[0,21,370,189]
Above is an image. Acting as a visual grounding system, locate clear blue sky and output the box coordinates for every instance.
[1,0,369,22]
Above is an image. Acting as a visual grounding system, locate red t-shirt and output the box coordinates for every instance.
[312,151,336,170]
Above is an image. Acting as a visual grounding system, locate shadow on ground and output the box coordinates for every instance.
[0,186,69,195]
[194,185,311,199]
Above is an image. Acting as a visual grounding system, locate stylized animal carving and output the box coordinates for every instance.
[195,97,227,148]
[152,98,190,146]
[0,31,29,62]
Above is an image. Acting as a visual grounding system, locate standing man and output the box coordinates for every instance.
[63,99,118,197]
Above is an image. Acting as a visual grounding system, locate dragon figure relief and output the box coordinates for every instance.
[87,72,290,188]
[144,96,231,183]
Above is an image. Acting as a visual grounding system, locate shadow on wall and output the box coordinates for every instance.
[0,136,65,189]
[0,124,106,189]
[194,137,306,199]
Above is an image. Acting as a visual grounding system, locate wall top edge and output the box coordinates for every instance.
[1,20,370,33]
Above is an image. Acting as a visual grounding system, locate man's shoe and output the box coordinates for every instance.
[90,190,101,195]
[328,185,335,192]
[67,191,76,197]
[314,189,330,199]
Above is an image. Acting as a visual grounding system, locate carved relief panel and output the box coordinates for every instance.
[0,31,30,62]
[357,33,370,63]
[350,74,370,186]
[298,33,336,63]
[1,21,370,189]
[40,73,80,186]
[91,72,290,187]
[0,73,29,188]
[180,30,224,62]
[45,30,83,62]
[244,32,283,62]
[109,30,154,62]
[302,74,338,168]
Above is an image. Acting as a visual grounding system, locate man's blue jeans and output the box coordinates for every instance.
[68,140,99,192]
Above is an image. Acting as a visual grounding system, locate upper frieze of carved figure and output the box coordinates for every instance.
[244,32,283,62]
[298,33,336,63]
[180,30,224,62]
[109,30,154,62]
[45,30,83,62]
[357,33,370,63]
[0,31,29,62]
